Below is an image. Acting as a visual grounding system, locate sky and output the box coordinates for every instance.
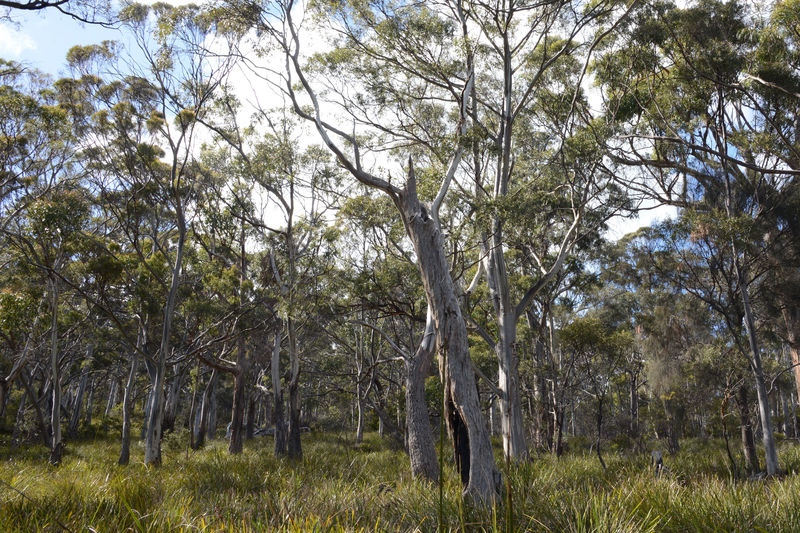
[0,1,677,240]
[0,8,122,76]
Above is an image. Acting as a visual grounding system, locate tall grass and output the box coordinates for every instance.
[2,432,800,531]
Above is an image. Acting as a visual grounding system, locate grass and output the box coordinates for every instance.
[2,431,800,531]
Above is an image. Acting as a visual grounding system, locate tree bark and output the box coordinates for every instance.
[735,384,759,474]
[271,330,286,456]
[355,381,365,444]
[395,179,499,502]
[193,369,216,450]
[228,336,249,454]
[783,307,800,403]
[162,363,184,433]
[287,317,302,458]
[84,376,94,427]
[68,343,94,437]
[119,351,139,465]
[245,392,256,440]
[143,199,186,465]
[737,258,779,475]
[403,305,439,483]
[629,370,639,440]
[48,276,64,465]
[104,375,118,419]
[11,385,26,447]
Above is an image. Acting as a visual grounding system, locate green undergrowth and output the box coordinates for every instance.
[2,432,800,531]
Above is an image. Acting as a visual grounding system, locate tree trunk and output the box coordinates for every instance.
[629,370,639,439]
[20,369,49,447]
[781,389,790,437]
[119,350,139,465]
[207,373,218,440]
[11,386,26,446]
[663,397,680,454]
[68,343,94,437]
[287,317,302,458]
[735,384,759,474]
[271,331,286,456]
[162,364,184,433]
[355,382,365,444]
[193,369,216,450]
[595,395,606,470]
[143,358,166,465]
[405,347,439,482]
[738,261,779,475]
[228,337,249,454]
[144,209,185,465]
[791,381,798,440]
[781,306,800,403]
[395,179,498,502]
[84,376,94,427]
[48,276,64,465]
[104,375,118,419]
[245,392,256,440]
[495,316,527,461]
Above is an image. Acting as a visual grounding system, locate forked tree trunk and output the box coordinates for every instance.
[144,212,185,465]
[394,178,498,502]
[143,358,166,465]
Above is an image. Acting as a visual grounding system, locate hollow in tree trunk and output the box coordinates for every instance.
[394,177,499,503]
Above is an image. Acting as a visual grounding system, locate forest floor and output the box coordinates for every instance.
[2,430,800,532]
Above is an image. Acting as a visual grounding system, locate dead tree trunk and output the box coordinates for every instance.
[394,177,499,501]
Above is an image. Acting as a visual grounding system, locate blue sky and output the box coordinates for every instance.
[0,8,124,76]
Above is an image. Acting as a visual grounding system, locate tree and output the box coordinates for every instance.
[597,0,800,475]
[229,0,501,500]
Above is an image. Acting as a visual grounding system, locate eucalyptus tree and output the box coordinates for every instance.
[5,185,91,463]
[221,0,507,500]
[596,0,800,475]
[0,61,77,417]
[56,3,237,464]
[334,191,440,479]
[438,0,636,462]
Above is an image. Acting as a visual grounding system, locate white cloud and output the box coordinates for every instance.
[606,203,678,241]
[0,24,37,57]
